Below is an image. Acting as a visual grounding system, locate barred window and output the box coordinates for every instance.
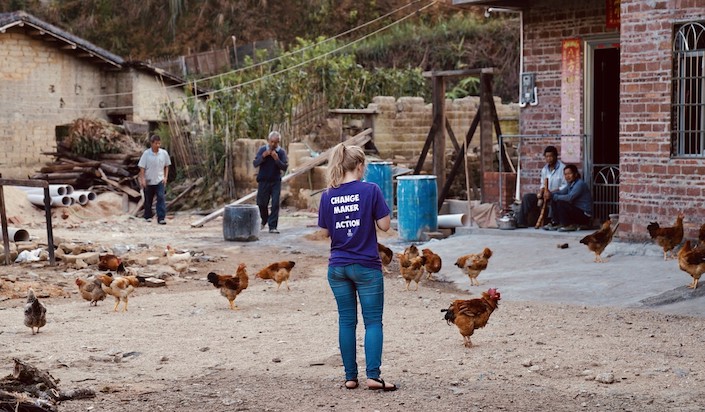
[672,22,705,157]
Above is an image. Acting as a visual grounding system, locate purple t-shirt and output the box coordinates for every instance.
[318,180,391,269]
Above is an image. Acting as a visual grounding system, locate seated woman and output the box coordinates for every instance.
[543,164,593,232]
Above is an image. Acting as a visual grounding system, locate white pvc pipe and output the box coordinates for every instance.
[27,193,72,207]
[74,190,96,201]
[69,192,88,205]
[18,185,67,196]
[64,184,74,195]
[0,227,30,242]
[438,213,469,228]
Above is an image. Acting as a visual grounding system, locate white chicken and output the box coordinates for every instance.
[164,245,192,264]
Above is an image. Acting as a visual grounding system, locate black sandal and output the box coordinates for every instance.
[344,379,359,389]
[367,377,397,391]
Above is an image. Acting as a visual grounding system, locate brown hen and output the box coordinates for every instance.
[97,274,142,312]
[421,248,442,280]
[580,219,619,263]
[256,261,296,291]
[76,276,108,306]
[98,254,122,271]
[207,263,249,309]
[400,255,426,291]
[647,213,684,260]
[678,240,705,289]
[378,243,393,274]
[454,248,493,287]
[442,288,501,348]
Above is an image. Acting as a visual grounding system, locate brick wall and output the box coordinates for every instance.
[521,0,705,239]
[521,0,612,195]
[0,32,109,178]
[619,0,705,240]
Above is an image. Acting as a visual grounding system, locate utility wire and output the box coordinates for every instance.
[10,0,437,112]
[69,0,431,99]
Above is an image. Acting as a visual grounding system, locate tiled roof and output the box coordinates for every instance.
[0,10,124,67]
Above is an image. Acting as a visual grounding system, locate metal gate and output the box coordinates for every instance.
[591,164,619,222]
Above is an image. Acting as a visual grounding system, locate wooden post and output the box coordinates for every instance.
[432,75,446,194]
[479,70,494,203]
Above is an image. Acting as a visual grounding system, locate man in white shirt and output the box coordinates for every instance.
[138,135,171,225]
[516,145,567,228]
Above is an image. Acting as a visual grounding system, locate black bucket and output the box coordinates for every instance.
[223,205,260,241]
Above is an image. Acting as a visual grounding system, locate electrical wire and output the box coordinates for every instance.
[8,0,437,113]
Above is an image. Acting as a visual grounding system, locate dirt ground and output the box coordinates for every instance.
[1,195,705,411]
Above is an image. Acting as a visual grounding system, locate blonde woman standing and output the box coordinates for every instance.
[317,143,396,391]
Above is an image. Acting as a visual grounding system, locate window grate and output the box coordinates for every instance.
[672,22,705,157]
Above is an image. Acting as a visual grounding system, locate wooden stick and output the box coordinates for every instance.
[535,177,550,228]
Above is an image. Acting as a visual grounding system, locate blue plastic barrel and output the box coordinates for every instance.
[364,161,393,215]
[396,175,438,241]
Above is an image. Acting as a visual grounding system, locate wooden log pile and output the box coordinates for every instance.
[0,358,95,412]
[32,118,145,199]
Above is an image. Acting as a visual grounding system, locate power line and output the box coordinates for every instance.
[9,0,437,113]
[72,0,430,99]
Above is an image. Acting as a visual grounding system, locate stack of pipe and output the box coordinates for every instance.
[17,185,97,208]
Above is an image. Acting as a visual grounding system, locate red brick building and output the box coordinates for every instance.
[455,0,705,240]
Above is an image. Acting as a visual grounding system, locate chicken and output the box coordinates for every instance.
[397,244,419,270]
[698,223,705,244]
[403,244,419,260]
[454,248,493,287]
[441,288,501,348]
[24,288,46,335]
[255,261,296,291]
[678,240,705,289]
[207,263,249,309]
[75,275,108,306]
[165,245,192,264]
[647,213,684,260]
[579,219,619,263]
[378,242,393,274]
[97,274,142,312]
[421,248,442,280]
[400,255,426,291]
[98,254,122,271]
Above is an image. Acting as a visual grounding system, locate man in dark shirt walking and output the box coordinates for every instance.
[253,131,288,233]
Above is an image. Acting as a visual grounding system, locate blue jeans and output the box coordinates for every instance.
[144,182,166,221]
[327,264,384,381]
[256,180,281,230]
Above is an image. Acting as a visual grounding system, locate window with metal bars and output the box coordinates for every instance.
[672,22,705,157]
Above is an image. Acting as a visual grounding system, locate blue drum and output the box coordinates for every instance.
[396,175,438,241]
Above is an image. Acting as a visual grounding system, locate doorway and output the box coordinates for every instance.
[586,39,620,222]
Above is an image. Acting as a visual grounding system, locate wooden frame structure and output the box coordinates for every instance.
[0,178,56,266]
[415,68,511,209]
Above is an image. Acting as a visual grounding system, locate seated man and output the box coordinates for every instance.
[544,164,593,232]
[516,145,567,228]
